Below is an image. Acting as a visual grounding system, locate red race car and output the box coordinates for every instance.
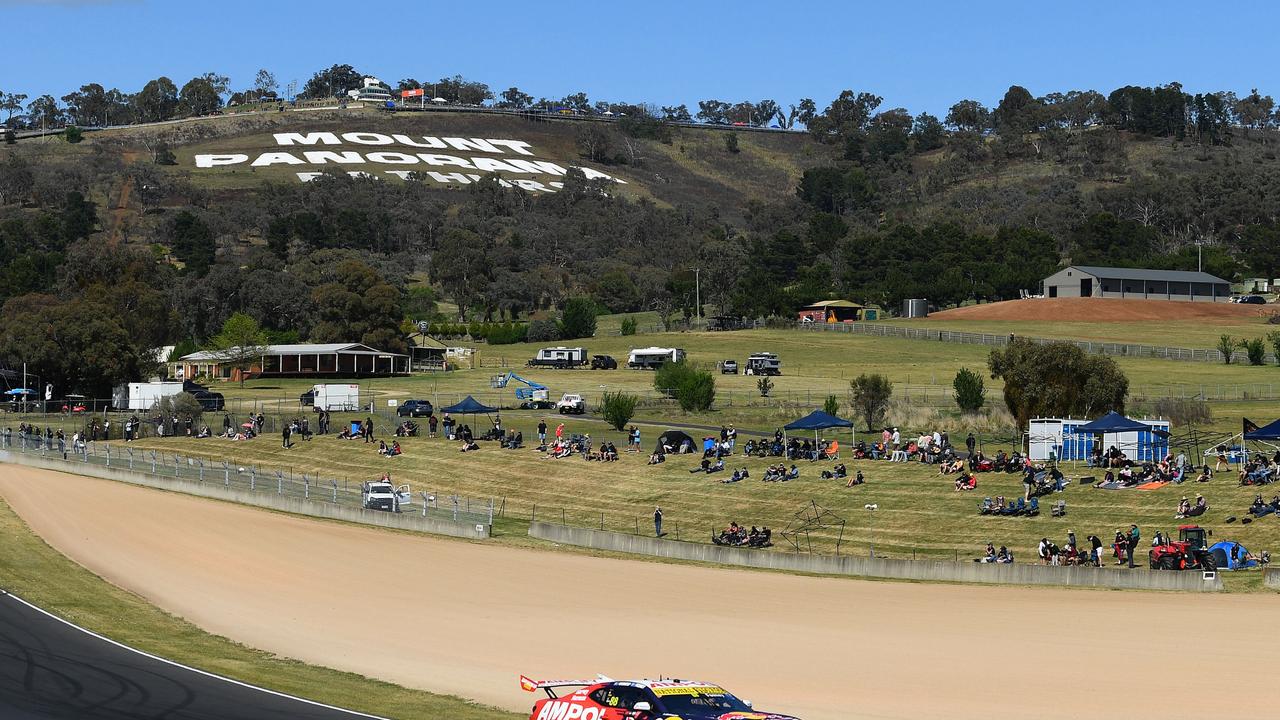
[520,675,800,720]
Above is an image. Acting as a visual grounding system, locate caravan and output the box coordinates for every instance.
[744,352,782,376]
[527,347,588,369]
[111,382,184,411]
[627,347,686,369]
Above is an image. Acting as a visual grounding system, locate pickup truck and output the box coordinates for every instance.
[361,480,412,512]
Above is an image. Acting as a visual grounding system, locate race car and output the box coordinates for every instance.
[520,675,800,720]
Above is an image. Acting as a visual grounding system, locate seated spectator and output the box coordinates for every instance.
[940,458,965,474]
[954,474,977,491]
[604,442,618,461]
[377,440,389,454]
[786,464,800,480]
[384,441,402,457]
[1175,497,1192,518]
[1197,465,1213,483]
[690,457,712,473]
[979,542,997,563]
[647,451,666,465]
[707,458,725,473]
[1186,494,1207,517]
[460,438,480,452]
[996,546,1013,563]
[846,469,864,488]
[196,425,210,438]
[724,468,748,483]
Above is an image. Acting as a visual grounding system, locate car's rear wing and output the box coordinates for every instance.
[520,675,611,698]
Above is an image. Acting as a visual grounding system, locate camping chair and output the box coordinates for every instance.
[1026,497,1040,516]
[979,497,993,515]
[1051,500,1067,517]
[1012,498,1027,515]
[823,440,840,460]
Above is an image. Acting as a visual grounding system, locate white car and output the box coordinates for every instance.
[555,393,586,415]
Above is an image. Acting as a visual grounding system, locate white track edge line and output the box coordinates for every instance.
[0,589,394,719]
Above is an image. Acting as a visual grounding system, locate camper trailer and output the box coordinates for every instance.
[112,382,184,411]
[744,352,782,376]
[527,347,588,369]
[308,384,361,411]
[627,347,686,369]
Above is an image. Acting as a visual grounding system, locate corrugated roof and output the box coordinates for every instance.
[1067,266,1229,284]
[177,343,403,361]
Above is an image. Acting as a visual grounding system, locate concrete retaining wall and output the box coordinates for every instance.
[0,452,489,540]
[1266,567,1280,590]
[530,522,1223,592]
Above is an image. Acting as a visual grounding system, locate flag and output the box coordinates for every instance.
[519,675,538,692]
[1244,418,1260,435]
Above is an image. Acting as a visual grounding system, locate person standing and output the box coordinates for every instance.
[537,420,547,446]
[965,432,976,457]
[1089,534,1103,567]
[891,427,901,451]
[1128,524,1140,568]
[555,422,565,441]
[654,506,664,537]
[429,414,439,438]
[364,416,374,443]
[282,422,292,449]
[631,425,641,452]
[726,424,737,452]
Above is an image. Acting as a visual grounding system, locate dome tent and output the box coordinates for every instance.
[1209,541,1258,570]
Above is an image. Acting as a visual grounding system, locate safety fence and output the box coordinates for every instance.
[0,430,493,526]
[796,321,1278,365]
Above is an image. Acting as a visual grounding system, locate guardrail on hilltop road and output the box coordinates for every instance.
[796,321,1276,364]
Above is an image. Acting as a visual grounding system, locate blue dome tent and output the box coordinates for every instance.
[1209,541,1258,570]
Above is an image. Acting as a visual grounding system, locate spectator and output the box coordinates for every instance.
[1127,524,1140,568]
[282,422,292,449]
[965,432,976,457]
[428,414,439,438]
[654,506,663,537]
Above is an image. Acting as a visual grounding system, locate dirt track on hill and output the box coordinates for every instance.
[928,297,1273,322]
[3,467,1278,720]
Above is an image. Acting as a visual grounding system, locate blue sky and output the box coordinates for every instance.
[1,0,1276,115]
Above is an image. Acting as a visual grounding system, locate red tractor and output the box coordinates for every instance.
[1149,525,1217,571]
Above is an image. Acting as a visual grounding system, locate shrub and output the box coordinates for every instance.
[1268,313,1280,325]
[486,322,528,345]
[64,126,83,144]
[1245,337,1266,366]
[560,297,598,339]
[1217,334,1235,364]
[526,319,562,342]
[653,361,716,411]
[1147,397,1212,426]
[953,368,986,412]
[757,376,774,397]
[822,394,839,416]
[467,321,483,338]
[987,339,1128,429]
[620,316,638,336]
[154,392,204,421]
[849,373,893,431]
[724,132,740,154]
[599,391,638,431]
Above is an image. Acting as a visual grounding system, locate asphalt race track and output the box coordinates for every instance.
[0,591,385,720]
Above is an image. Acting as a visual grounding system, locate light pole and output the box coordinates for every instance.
[864,503,878,558]
[691,267,701,321]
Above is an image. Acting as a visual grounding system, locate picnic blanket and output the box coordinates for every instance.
[1094,481,1128,490]
[1135,480,1169,491]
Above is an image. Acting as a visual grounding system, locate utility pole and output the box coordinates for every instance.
[693,268,701,320]
[1197,242,1203,273]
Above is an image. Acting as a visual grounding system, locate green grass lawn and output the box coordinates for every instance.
[0,494,519,720]
[884,315,1280,351]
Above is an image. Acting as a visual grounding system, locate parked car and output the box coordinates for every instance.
[300,389,315,406]
[590,354,617,370]
[719,359,739,374]
[1238,295,1267,305]
[397,399,434,417]
[183,380,225,411]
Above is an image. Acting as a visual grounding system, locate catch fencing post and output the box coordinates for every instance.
[453,496,460,522]
[331,480,337,503]
[249,467,256,490]
[196,458,203,482]
[149,450,156,474]
[304,477,310,500]
[489,499,494,526]
[105,444,111,467]
[279,472,285,495]
[222,461,229,486]
[174,454,181,477]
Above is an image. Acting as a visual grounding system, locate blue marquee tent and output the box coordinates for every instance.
[441,395,498,414]
[1076,411,1151,434]
[784,410,854,431]
[1244,418,1280,441]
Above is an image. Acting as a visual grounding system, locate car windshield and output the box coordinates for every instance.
[658,691,750,713]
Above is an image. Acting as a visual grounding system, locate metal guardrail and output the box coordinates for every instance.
[0,430,493,525]
[796,321,1278,365]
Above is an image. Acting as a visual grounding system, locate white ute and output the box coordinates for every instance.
[555,393,586,415]
[361,479,412,512]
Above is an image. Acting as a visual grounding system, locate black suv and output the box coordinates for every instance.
[1239,295,1267,305]
[397,399,434,417]
[590,354,618,370]
[182,380,225,411]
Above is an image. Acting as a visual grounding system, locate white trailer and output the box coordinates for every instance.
[312,384,360,411]
[627,347,686,369]
[744,352,782,376]
[528,347,588,368]
[112,382,185,411]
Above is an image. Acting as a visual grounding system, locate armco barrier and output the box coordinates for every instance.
[0,452,489,540]
[1266,567,1280,590]
[530,522,1222,592]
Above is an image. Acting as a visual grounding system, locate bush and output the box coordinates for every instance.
[988,339,1128,429]
[1145,397,1212,426]
[154,392,204,422]
[467,321,483,338]
[724,132,740,154]
[560,297,598,339]
[1245,337,1266,366]
[849,373,893,431]
[599,391,638,431]
[757,376,774,397]
[1217,334,1235,364]
[486,322,528,345]
[64,126,83,144]
[653,361,716,411]
[526,319,562,342]
[953,368,986,412]
[822,394,839,416]
[620,316,638,336]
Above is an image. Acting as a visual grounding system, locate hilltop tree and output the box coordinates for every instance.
[696,100,731,124]
[945,99,991,133]
[61,83,109,126]
[135,77,178,122]
[498,87,532,109]
[994,85,1041,134]
[178,76,221,117]
[302,64,362,99]
[849,373,892,431]
[253,69,278,100]
[26,95,62,127]
[310,259,405,353]
[661,104,691,121]
[1,92,28,124]
[207,312,269,386]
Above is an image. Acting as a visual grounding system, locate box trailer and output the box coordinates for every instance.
[627,347,686,369]
[112,382,185,411]
[311,383,361,411]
